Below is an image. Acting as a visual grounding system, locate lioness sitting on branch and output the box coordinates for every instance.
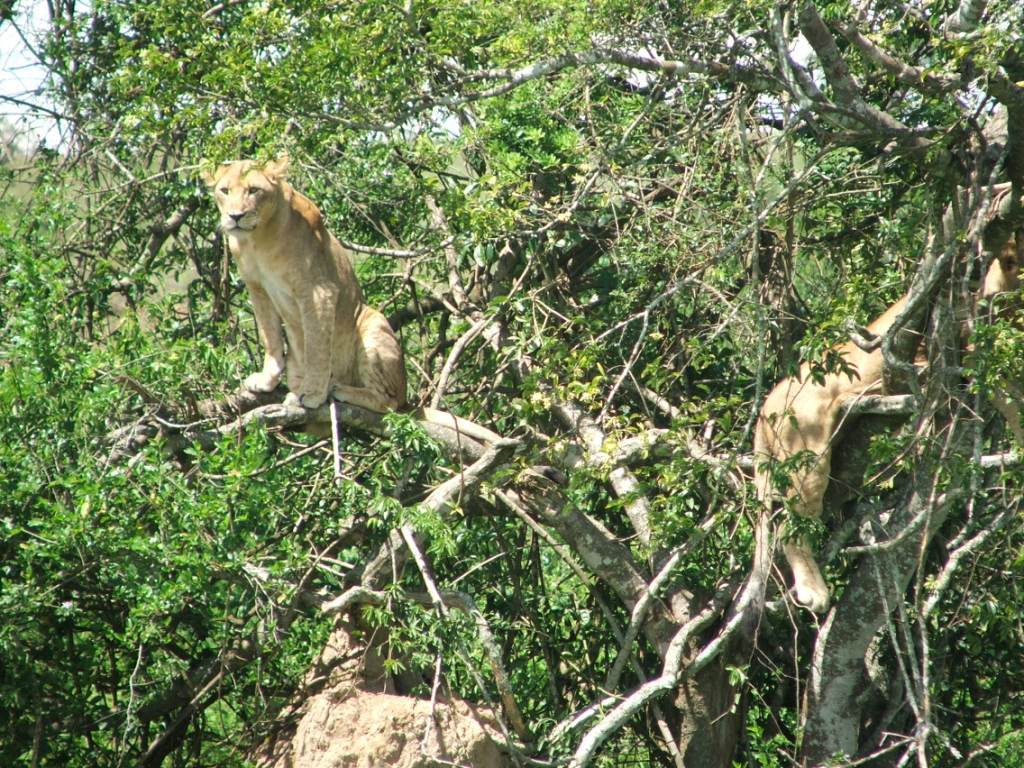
[203,154,407,414]
[755,236,1021,614]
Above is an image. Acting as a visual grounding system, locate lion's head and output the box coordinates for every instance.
[202,154,290,234]
[983,233,1022,298]
[1000,233,1021,290]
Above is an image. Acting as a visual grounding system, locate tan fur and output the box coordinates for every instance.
[982,238,1024,444]
[755,239,1020,613]
[203,155,407,413]
[984,240,1021,297]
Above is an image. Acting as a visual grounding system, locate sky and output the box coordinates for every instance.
[1,0,61,149]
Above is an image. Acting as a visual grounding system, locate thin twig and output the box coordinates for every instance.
[330,400,342,480]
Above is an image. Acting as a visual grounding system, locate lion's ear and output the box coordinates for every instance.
[199,164,219,187]
[263,152,290,180]
[200,160,234,187]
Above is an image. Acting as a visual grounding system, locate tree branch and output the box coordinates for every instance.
[796,2,925,143]
[145,197,200,265]
[568,571,746,768]
[430,45,778,110]
[944,0,988,33]
[841,394,917,418]
[106,387,499,465]
[339,235,455,259]
[554,400,654,550]
[498,471,679,653]
[431,315,495,409]
[424,193,473,315]
[839,21,959,95]
[801,440,963,763]
[388,294,447,332]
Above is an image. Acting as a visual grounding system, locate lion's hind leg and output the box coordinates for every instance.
[782,538,831,613]
[783,399,846,613]
[330,337,407,414]
[992,385,1024,445]
[780,447,835,614]
[337,307,407,414]
[331,383,401,414]
[761,388,842,614]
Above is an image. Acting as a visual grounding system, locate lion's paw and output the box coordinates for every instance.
[244,371,280,393]
[284,390,327,409]
[299,392,328,409]
[790,584,831,614]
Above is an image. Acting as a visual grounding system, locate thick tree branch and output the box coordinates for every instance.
[841,393,917,418]
[106,387,498,464]
[797,2,925,144]
[944,0,988,33]
[801,486,958,763]
[839,22,959,95]
[388,294,447,331]
[568,561,759,768]
[145,197,200,265]
[987,72,1024,190]
[418,437,521,516]
[498,472,679,654]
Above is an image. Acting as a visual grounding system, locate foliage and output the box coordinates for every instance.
[2,1,1024,767]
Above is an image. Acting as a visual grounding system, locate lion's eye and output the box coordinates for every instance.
[217,186,229,195]
[247,186,262,196]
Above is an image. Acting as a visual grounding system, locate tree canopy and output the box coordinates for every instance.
[2,1,1023,766]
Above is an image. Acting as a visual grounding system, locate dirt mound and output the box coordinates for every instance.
[254,621,511,768]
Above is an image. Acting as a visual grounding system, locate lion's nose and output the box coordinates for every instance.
[229,212,245,223]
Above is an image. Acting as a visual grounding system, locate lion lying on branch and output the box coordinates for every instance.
[755,235,1021,613]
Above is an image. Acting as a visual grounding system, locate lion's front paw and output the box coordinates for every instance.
[244,371,280,393]
[283,391,303,408]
